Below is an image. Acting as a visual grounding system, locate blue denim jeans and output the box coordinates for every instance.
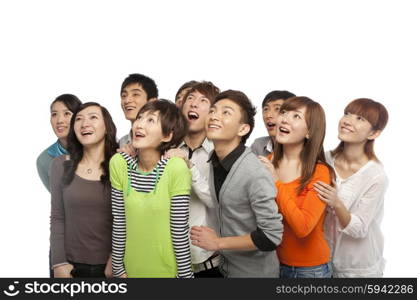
[280,263,332,278]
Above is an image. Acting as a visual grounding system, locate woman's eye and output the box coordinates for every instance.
[65,112,72,117]
[148,118,154,123]
[294,114,301,119]
[51,113,57,117]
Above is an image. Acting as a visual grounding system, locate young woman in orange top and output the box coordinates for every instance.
[259,96,334,278]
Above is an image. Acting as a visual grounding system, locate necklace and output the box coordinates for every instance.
[87,168,93,174]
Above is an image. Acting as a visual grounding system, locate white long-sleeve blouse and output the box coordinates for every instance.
[324,151,389,277]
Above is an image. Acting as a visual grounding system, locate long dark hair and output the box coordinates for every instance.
[272,97,334,194]
[63,102,118,185]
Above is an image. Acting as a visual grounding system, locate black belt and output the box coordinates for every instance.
[193,254,221,273]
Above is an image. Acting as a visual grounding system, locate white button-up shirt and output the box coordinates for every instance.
[179,139,217,264]
[325,151,388,277]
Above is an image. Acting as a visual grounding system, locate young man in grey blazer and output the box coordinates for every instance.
[190,90,284,277]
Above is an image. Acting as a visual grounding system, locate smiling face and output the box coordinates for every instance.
[206,99,249,143]
[50,101,74,140]
[262,99,284,137]
[74,105,106,147]
[131,110,172,150]
[182,90,211,134]
[275,106,309,145]
[338,112,376,143]
[121,83,149,122]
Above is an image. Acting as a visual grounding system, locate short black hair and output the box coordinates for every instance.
[262,90,296,107]
[120,73,158,99]
[175,80,198,103]
[50,94,82,114]
[213,90,256,145]
[183,81,220,105]
[136,99,188,154]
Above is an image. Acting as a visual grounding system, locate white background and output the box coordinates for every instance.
[0,0,415,277]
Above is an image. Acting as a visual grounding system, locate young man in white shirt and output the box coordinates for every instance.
[164,81,223,277]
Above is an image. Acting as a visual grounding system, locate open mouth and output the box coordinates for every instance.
[278,126,290,134]
[134,131,145,138]
[81,131,93,136]
[207,123,221,130]
[124,106,136,111]
[266,122,276,130]
[188,111,199,120]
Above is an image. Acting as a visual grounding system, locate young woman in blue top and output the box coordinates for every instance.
[37,94,82,191]
[36,94,81,277]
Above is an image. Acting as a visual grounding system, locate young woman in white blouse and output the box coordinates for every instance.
[313,98,389,277]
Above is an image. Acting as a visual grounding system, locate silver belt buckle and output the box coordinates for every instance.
[194,255,221,273]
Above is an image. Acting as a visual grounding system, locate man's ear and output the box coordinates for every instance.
[148,97,157,102]
[367,130,381,140]
[237,124,250,138]
[162,131,173,143]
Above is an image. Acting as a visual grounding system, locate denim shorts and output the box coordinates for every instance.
[280,262,332,278]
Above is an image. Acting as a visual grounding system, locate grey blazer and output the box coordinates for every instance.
[209,147,283,277]
[250,136,273,157]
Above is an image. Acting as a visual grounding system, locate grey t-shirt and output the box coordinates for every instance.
[50,155,112,266]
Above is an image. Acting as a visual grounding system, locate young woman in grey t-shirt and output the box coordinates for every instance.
[50,102,118,278]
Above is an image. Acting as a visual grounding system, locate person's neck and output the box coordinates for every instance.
[137,148,160,172]
[214,138,241,161]
[58,138,68,149]
[82,141,105,166]
[184,131,206,150]
[281,142,303,164]
[339,142,369,165]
